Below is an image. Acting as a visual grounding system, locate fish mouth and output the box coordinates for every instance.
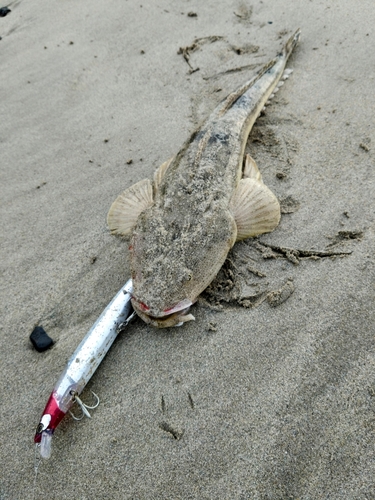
[131,298,195,328]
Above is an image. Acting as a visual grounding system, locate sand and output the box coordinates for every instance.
[1,1,375,498]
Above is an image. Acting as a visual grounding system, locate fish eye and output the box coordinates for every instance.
[36,422,45,434]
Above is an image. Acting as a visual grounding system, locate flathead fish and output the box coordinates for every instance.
[108,29,300,327]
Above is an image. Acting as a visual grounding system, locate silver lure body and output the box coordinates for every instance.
[34,279,133,458]
[56,279,133,405]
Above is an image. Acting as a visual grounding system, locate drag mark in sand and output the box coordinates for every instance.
[159,421,184,441]
[158,392,195,441]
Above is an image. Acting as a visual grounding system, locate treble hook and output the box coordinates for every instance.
[69,391,100,421]
[116,310,137,333]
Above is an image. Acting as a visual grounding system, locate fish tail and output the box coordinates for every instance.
[211,29,300,120]
[283,28,301,60]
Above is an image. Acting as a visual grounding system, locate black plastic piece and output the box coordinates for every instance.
[30,326,54,352]
[0,7,11,17]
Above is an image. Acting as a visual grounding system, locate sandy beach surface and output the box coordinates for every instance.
[1,1,375,498]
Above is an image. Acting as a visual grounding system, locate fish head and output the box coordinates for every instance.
[129,208,237,328]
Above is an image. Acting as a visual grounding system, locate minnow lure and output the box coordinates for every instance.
[34,280,134,459]
[107,30,300,327]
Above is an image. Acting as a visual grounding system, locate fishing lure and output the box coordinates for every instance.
[34,279,134,459]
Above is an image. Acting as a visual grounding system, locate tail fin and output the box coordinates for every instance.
[283,28,301,59]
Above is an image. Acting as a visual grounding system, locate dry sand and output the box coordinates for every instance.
[1,1,375,498]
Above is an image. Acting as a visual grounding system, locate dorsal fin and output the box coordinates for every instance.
[153,158,173,191]
[243,154,263,182]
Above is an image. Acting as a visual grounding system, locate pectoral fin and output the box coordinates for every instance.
[107,178,153,236]
[230,178,280,241]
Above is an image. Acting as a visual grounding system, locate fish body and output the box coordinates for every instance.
[108,30,300,327]
[34,280,134,458]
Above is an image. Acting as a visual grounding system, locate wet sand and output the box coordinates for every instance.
[1,1,375,498]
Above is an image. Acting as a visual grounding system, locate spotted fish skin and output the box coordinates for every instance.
[108,29,300,327]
